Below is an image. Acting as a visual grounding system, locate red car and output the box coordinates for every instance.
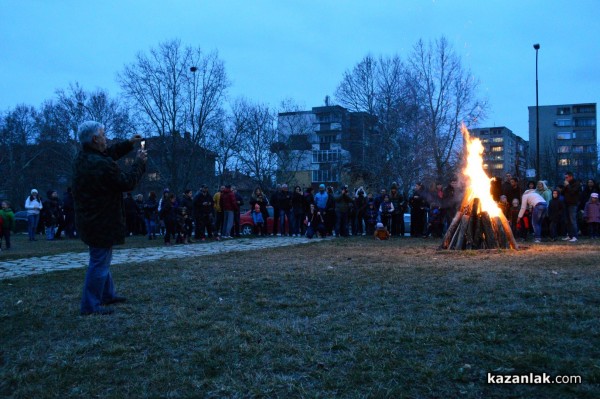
[240,206,290,235]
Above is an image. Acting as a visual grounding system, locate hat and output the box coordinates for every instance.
[592,193,599,199]
[31,189,38,194]
[391,181,398,189]
[163,188,170,193]
[319,184,325,189]
[376,222,384,229]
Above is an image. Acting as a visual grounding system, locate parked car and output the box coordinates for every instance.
[14,211,29,233]
[240,206,290,235]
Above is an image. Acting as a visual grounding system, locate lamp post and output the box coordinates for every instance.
[533,43,540,180]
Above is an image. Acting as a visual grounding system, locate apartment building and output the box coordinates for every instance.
[277,105,376,188]
[528,103,597,184]
[469,126,529,180]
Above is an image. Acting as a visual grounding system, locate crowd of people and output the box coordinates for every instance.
[497,172,600,243]
[7,171,600,250]
[105,179,463,244]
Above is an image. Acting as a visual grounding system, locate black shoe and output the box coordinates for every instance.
[81,307,114,316]
[102,296,127,305]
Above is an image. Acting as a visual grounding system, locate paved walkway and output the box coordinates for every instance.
[0,236,321,280]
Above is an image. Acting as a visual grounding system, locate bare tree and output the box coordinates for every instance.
[55,83,134,141]
[408,37,487,183]
[118,39,228,191]
[236,100,278,188]
[0,105,42,204]
[335,54,428,194]
[335,55,377,115]
[275,99,314,186]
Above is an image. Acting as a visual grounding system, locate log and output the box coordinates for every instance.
[466,199,480,249]
[442,209,464,249]
[493,216,508,249]
[473,212,483,249]
[497,212,519,250]
[454,214,470,250]
[481,212,498,249]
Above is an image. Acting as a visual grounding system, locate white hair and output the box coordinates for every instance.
[78,121,104,144]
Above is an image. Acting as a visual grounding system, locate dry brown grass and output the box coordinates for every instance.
[1,237,599,398]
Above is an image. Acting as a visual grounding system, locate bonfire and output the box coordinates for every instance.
[441,125,518,250]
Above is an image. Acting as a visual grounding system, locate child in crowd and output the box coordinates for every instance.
[305,203,325,238]
[364,201,378,236]
[0,200,15,250]
[497,195,510,220]
[378,194,394,231]
[252,203,265,236]
[374,222,390,240]
[547,189,565,241]
[510,198,528,241]
[426,203,443,238]
[584,193,600,239]
[176,207,191,244]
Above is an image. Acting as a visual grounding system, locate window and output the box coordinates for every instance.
[556,132,572,140]
[312,169,338,183]
[574,105,596,114]
[576,130,594,140]
[490,146,502,152]
[491,163,504,170]
[572,146,585,153]
[574,118,596,127]
[557,107,571,115]
[558,159,570,166]
[555,119,572,127]
[491,137,504,143]
[312,149,340,163]
[319,134,335,143]
[557,146,570,153]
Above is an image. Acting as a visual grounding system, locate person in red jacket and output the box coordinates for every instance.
[219,185,238,238]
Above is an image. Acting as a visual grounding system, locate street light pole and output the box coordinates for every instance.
[533,43,540,180]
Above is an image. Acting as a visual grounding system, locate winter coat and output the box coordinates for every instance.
[220,188,238,212]
[143,198,159,221]
[548,198,565,223]
[25,196,43,216]
[334,191,352,213]
[41,197,62,227]
[72,140,145,248]
[584,201,600,223]
[193,192,214,216]
[0,208,15,231]
[563,179,581,206]
[277,190,293,211]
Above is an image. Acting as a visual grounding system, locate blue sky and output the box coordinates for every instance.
[1,0,599,139]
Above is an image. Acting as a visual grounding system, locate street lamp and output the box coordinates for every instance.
[533,43,540,180]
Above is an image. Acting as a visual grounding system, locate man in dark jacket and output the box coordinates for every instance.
[193,185,214,240]
[562,171,581,242]
[73,121,146,315]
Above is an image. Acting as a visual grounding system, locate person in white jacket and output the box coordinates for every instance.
[518,189,547,243]
[25,189,43,241]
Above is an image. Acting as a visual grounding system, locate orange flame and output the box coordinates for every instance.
[461,124,501,218]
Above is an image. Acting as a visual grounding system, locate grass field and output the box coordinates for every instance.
[1,235,599,398]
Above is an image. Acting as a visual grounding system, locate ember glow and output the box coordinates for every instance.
[461,124,502,218]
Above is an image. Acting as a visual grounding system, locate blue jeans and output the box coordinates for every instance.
[27,214,40,240]
[335,210,349,237]
[81,247,116,314]
[279,210,291,235]
[532,203,547,240]
[222,210,234,237]
[566,205,578,238]
[145,218,156,237]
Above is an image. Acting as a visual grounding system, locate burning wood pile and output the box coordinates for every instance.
[441,125,518,250]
